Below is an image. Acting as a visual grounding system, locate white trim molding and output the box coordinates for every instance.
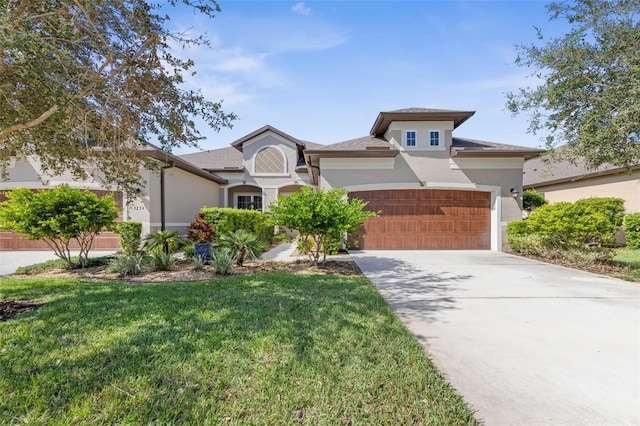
[321,157,396,170]
[450,157,524,170]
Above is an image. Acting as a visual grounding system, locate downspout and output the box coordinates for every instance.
[160,162,174,231]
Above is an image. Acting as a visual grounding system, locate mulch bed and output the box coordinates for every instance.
[2,260,362,320]
[512,253,629,276]
[0,299,42,322]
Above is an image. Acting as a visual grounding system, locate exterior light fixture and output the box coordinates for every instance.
[510,188,520,198]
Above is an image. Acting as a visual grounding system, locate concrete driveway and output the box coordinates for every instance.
[0,250,117,276]
[351,250,640,425]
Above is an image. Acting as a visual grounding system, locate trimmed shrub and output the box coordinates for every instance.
[506,197,621,265]
[116,221,142,255]
[624,213,640,249]
[574,197,625,228]
[523,190,547,213]
[200,207,275,243]
[525,199,622,247]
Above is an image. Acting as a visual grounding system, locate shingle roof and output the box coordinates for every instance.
[307,135,392,152]
[523,153,636,188]
[451,137,545,159]
[370,108,476,136]
[179,130,324,171]
[179,147,243,171]
[138,144,228,184]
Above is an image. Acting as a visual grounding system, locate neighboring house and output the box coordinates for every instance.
[523,154,640,214]
[1,107,542,252]
[181,108,543,251]
[0,146,225,250]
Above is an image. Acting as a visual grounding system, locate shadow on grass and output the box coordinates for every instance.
[1,272,450,423]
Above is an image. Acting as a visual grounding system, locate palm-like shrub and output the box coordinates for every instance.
[219,230,266,266]
[143,230,186,255]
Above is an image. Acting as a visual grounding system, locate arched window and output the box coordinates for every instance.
[254,147,286,174]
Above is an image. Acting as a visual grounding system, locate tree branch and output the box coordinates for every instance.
[0,104,59,139]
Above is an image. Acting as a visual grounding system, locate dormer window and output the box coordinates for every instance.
[429,131,440,147]
[406,131,417,147]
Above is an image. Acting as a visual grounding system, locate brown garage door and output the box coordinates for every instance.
[0,189,123,251]
[349,189,491,250]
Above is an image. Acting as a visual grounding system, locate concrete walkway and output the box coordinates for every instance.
[351,250,640,425]
[0,250,117,276]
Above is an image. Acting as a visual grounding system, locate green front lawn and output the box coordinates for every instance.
[612,248,640,282]
[0,274,477,424]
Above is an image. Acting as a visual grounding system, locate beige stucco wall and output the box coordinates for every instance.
[528,172,640,213]
[385,121,454,151]
[221,132,314,211]
[135,166,219,235]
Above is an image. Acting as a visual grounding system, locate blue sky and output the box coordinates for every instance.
[169,1,566,154]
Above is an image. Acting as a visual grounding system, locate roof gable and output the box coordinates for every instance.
[230,125,305,152]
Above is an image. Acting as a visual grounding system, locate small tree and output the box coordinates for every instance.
[270,187,377,265]
[0,185,119,267]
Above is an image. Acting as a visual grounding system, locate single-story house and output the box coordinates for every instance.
[1,107,543,251]
[523,154,640,214]
[0,147,226,250]
[181,108,543,251]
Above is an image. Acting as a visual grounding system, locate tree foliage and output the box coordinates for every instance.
[523,190,548,213]
[507,0,640,169]
[270,187,377,265]
[0,184,119,266]
[0,0,236,195]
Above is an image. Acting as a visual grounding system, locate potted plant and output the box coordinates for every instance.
[187,212,215,261]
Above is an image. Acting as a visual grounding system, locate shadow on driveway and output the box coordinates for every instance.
[352,255,472,323]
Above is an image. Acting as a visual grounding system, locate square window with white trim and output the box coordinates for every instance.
[406,131,416,147]
[429,131,440,147]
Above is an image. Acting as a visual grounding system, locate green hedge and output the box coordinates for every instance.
[200,208,275,243]
[507,197,625,250]
[624,213,640,249]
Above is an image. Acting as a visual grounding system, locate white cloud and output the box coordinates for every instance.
[211,50,266,73]
[291,2,311,16]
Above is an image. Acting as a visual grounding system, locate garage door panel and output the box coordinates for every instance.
[350,189,491,250]
[385,220,418,233]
